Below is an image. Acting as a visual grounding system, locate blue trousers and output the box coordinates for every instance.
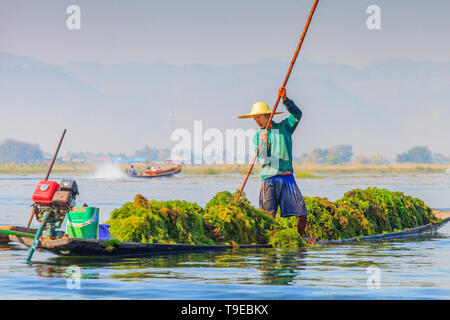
[259,173,308,218]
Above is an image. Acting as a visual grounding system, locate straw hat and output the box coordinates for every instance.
[238,102,283,119]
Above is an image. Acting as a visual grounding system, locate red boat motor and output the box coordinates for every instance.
[31,179,79,239]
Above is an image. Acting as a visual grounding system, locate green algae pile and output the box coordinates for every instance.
[107,195,212,244]
[106,187,440,248]
[277,187,439,242]
[202,191,275,244]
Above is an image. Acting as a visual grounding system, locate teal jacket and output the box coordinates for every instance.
[253,97,302,180]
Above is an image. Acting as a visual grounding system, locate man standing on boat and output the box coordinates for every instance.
[238,87,309,241]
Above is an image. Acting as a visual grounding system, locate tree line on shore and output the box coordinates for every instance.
[297,145,448,165]
[0,139,448,165]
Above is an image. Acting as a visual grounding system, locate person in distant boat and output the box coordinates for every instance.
[156,166,161,174]
[145,166,151,175]
[150,166,156,174]
[238,87,310,243]
[129,165,137,176]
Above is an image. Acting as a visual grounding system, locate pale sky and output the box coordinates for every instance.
[1,0,449,67]
[1,0,449,157]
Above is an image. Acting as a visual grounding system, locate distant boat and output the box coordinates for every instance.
[127,165,182,178]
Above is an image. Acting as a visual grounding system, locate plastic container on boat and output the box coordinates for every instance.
[66,207,99,239]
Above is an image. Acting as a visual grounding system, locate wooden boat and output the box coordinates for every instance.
[316,215,450,245]
[2,227,269,256]
[1,210,449,257]
[127,165,182,178]
[0,226,15,244]
[316,209,450,245]
[0,226,37,244]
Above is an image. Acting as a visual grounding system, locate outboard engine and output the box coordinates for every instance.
[31,179,79,239]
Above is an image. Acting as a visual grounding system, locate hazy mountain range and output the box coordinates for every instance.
[0,52,448,158]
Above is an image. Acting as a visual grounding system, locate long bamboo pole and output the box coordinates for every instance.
[235,0,319,203]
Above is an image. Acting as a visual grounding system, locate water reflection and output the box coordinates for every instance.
[32,263,101,280]
[11,232,448,287]
[258,249,307,285]
[0,172,449,298]
[0,244,13,251]
[23,247,310,286]
[0,230,448,299]
[0,243,25,252]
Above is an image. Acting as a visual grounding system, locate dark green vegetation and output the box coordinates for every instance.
[397,146,433,164]
[107,195,212,244]
[0,139,43,164]
[106,187,440,248]
[300,145,448,165]
[395,146,449,164]
[278,187,440,241]
[202,191,275,245]
[99,239,121,252]
[302,144,353,165]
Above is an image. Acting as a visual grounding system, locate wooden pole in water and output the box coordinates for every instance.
[235,0,319,203]
[26,129,67,228]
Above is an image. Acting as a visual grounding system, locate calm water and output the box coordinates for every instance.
[0,170,449,299]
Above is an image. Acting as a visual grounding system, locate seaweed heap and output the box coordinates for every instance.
[107,194,213,244]
[106,187,439,247]
[202,191,276,244]
[107,191,279,245]
[278,187,439,241]
[334,187,437,237]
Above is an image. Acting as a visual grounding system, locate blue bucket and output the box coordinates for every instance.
[98,224,111,240]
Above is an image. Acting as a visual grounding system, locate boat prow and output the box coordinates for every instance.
[0,226,37,244]
[316,211,450,245]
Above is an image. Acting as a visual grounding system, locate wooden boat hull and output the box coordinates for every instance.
[127,166,182,179]
[8,235,270,257]
[0,226,37,244]
[317,216,450,245]
[3,211,449,256]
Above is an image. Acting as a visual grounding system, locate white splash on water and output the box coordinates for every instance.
[90,162,127,179]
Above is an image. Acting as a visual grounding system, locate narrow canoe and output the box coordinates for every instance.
[127,166,182,178]
[316,216,450,245]
[6,232,270,257]
[2,210,449,257]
